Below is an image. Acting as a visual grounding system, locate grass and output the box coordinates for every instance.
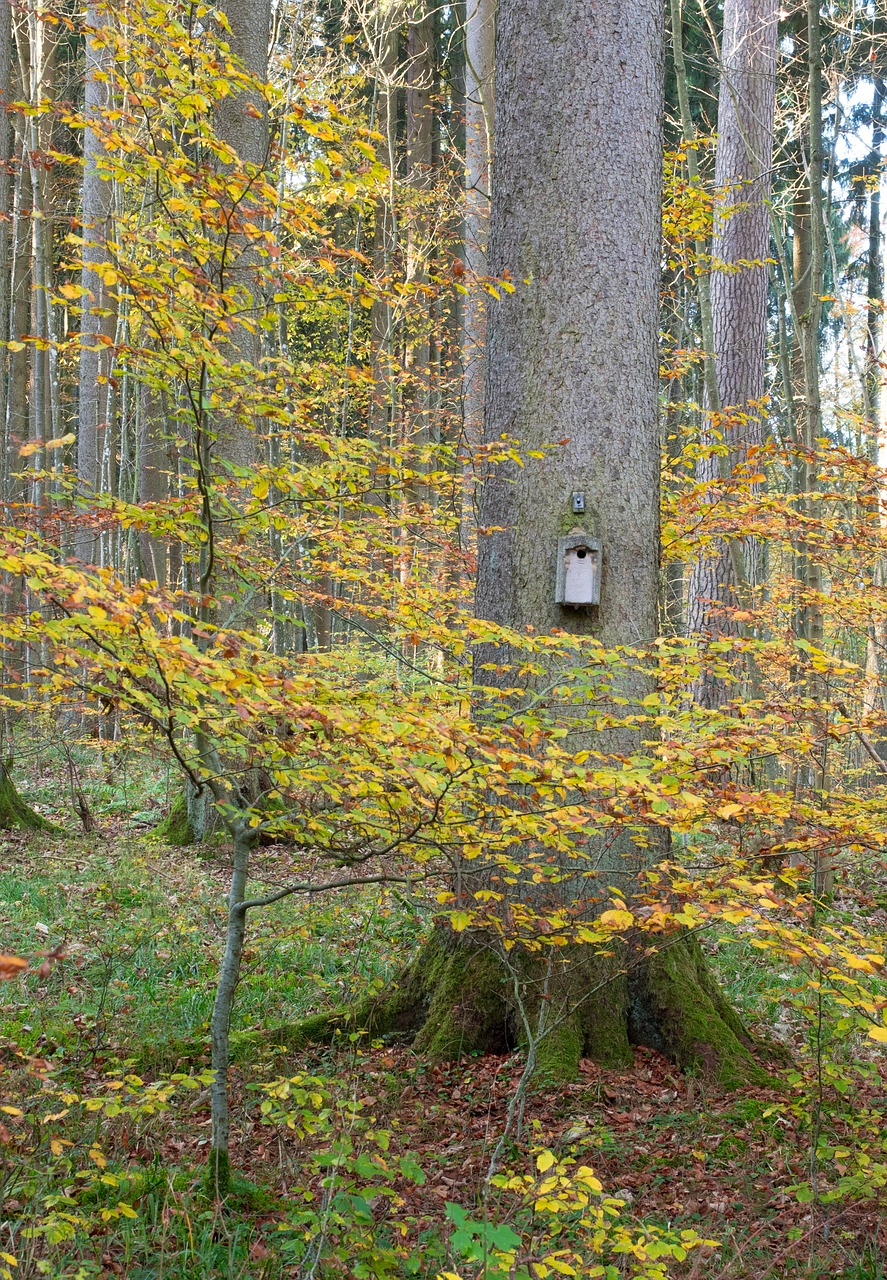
[1,746,887,1277]
[0,838,422,1067]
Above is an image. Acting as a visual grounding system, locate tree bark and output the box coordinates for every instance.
[459,0,494,554]
[208,820,256,1195]
[0,0,11,471]
[289,0,768,1087]
[78,2,114,561]
[685,0,778,694]
[398,4,436,592]
[211,0,271,474]
[791,0,825,651]
[136,380,168,586]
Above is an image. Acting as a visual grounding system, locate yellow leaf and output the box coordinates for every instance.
[599,909,633,930]
[0,1107,22,1117]
[717,803,744,820]
[536,1149,556,1173]
[575,1165,603,1192]
[868,1026,887,1043]
[6,340,25,352]
[19,433,75,458]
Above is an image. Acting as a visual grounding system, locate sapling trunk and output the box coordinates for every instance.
[208,820,254,1195]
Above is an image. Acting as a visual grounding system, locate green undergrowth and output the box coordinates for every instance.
[2,833,887,1278]
[0,837,425,1069]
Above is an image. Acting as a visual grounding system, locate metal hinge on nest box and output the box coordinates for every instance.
[556,529,601,607]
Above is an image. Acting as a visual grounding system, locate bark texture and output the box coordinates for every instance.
[0,0,11,465]
[460,0,494,548]
[686,0,777,668]
[212,0,271,473]
[78,3,114,558]
[477,0,661,648]
[279,0,768,1089]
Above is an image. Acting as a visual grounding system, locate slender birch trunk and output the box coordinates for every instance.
[398,5,435,596]
[137,381,168,585]
[369,11,400,452]
[19,6,55,519]
[862,86,885,742]
[866,82,884,433]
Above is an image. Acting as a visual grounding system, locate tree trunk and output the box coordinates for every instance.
[459,0,494,554]
[7,124,30,500]
[369,13,399,452]
[398,5,436,593]
[0,0,11,467]
[792,0,825,651]
[211,0,270,476]
[285,0,768,1087]
[207,820,255,1195]
[0,759,56,832]
[685,0,777,696]
[78,2,113,562]
[862,86,886,752]
[136,379,168,586]
[865,81,884,434]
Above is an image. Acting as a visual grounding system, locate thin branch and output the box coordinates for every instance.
[236,872,424,915]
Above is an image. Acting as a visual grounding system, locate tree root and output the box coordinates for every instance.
[262,927,780,1088]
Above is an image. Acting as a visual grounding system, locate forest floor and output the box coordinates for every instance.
[1,757,886,1279]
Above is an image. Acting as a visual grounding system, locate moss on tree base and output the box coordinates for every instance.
[204,1147,231,1199]
[155,791,195,846]
[268,925,776,1089]
[0,760,57,833]
[628,934,771,1087]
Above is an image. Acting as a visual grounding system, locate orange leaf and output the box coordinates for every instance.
[0,955,27,981]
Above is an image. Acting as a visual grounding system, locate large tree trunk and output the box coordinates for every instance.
[283,0,769,1087]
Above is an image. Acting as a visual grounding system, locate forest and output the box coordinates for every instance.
[2,0,887,1275]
